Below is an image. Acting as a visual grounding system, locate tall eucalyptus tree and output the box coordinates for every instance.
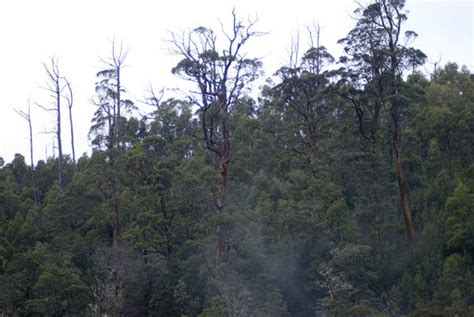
[170,10,262,274]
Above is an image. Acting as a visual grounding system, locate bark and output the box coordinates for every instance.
[116,67,121,126]
[56,80,63,190]
[389,47,415,242]
[65,79,76,167]
[116,65,121,148]
[69,106,76,167]
[395,139,415,240]
[27,109,38,205]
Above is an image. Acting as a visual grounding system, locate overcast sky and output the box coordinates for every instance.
[0,0,472,164]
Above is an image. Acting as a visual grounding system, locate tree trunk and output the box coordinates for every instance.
[116,66,121,148]
[395,142,415,241]
[28,112,38,206]
[68,104,76,167]
[65,78,76,168]
[16,105,38,205]
[390,60,415,241]
[56,80,63,190]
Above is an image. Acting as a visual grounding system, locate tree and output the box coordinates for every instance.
[90,40,134,151]
[170,9,262,273]
[338,5,392,260]
[37,57,74,190]
[444,182,474,254]
[14,100,38,205]
[90,40,135,250]
[339,0,426,242]
[84,42,137,312]
[64,78,76,167]
[375,0,425,242]
[272,25,336,179]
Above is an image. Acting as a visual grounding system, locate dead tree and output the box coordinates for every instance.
[64,78,76,167]
[170,10,262,274]
[37,58,66,190]
[14,100,38,205]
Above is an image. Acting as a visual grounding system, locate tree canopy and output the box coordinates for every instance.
[1,2,473,316]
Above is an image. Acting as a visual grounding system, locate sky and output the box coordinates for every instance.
[0,0,472,164]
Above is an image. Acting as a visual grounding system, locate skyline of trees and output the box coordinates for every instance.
[1,1,473,316]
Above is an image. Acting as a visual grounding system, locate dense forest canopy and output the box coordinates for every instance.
[1,0,473,316]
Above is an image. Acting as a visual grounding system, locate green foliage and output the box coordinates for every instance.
[444,183,474,253]
[1,5,473,316]
[26,262,92,315]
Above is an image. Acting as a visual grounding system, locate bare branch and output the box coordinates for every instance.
[35,101,55,112]
[287,29,300,69]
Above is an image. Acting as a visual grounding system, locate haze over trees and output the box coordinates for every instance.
[0,0,473,316]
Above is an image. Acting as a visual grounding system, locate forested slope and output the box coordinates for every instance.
[0,1,473,316]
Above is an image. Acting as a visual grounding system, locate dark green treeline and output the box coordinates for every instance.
[0,1,473,316]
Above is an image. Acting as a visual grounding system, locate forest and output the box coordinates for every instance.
[0,0,473,316]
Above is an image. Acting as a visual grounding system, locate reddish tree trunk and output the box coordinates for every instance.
[395,143,415,241]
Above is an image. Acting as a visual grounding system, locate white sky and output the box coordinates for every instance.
[0,0,472,164]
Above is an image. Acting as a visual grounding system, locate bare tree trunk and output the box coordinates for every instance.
[14,102,38,205]
[69,106,76,166]
[56,80,64,190]
[39,58,64,190]
[65,79,76,167]
[116,65,121,148]
[27,107,38,205]
[111,40,127,149]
